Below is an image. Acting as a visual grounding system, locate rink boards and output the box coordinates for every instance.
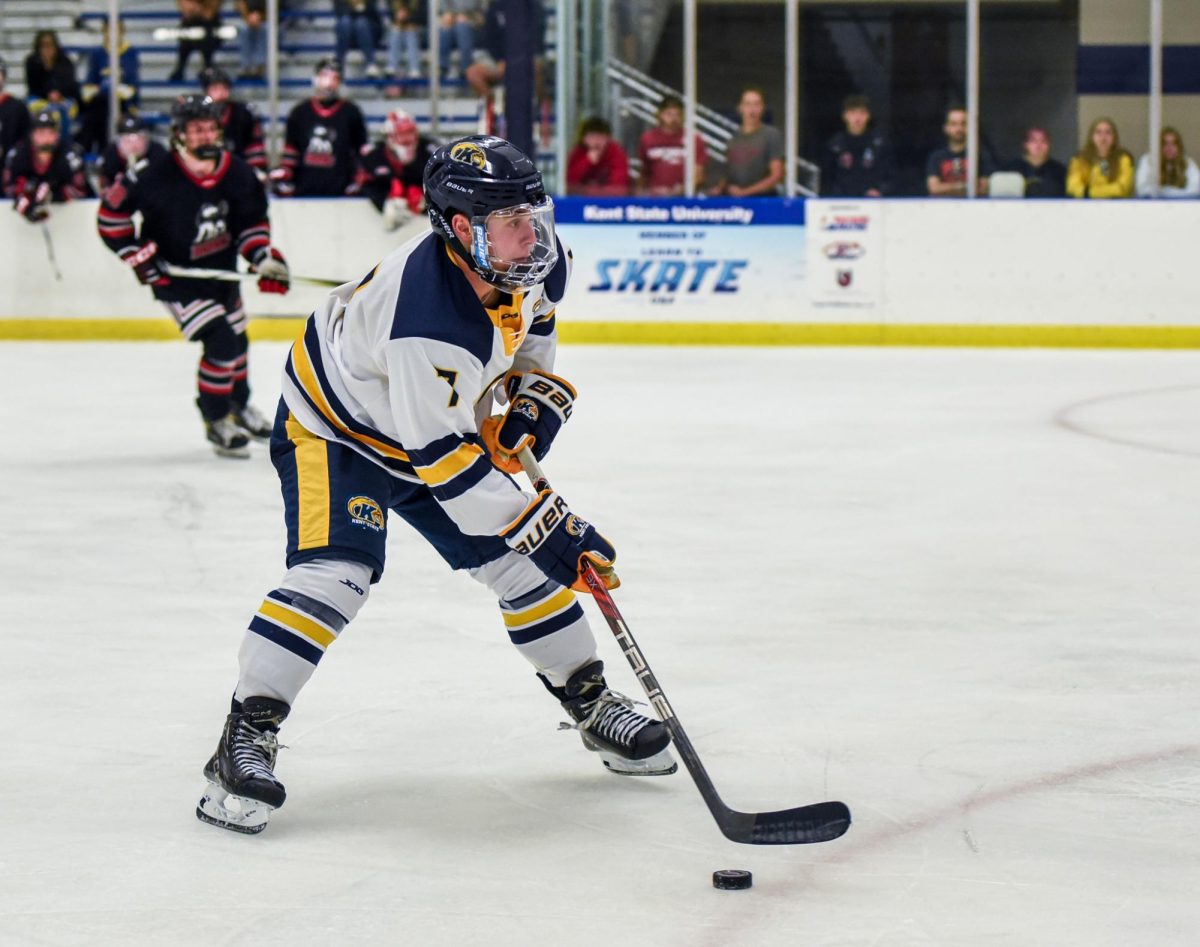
[2,195,1198,347]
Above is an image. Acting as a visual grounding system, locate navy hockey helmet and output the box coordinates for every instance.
[198,66,233,92]
[170,93,224,160]
[32,108,60,131]
[424,135,558,293]
[118,113,147,136]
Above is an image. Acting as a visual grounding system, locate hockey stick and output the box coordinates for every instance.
[40,221,63,282]
[517,447,851,846]
[163,264,345,288]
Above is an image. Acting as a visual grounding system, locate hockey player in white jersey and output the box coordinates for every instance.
[197,135,676,834]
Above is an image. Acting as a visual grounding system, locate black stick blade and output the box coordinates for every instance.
[720,801,851,845]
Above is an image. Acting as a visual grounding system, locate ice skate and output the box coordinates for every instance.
[545,661,677,777]
[231,403,272,441]
[204,414,251,458]
[196,697,289,834]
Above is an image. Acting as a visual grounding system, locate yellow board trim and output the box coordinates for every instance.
[258,599,336,648]
[285,414,331,551]
[4,318,1200,349]
[501,587,576,629]
[416,442,485,487]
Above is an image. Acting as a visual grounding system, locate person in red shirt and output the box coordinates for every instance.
[637,95,707,196]
[566,116,630,196]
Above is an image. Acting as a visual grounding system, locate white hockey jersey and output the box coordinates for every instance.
[281,230,571,539]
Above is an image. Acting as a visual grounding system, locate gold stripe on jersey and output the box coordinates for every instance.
[415,441,486,488]
[257,598,337,648]
[290,336,411,462]
[285,414,332,549]
[501,586,577,630]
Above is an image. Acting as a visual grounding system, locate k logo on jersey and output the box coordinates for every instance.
[305,125,337,168]
[191,200,231,259]
[347,495,385,531]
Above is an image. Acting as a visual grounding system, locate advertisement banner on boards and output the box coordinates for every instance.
[805,200,884,309]
[554,197,809,323]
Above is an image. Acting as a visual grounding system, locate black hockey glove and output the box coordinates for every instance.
[502,489,618,592]
[14,182,50,223]
[252,247,290,295]
[126,241,170,287]
[480,370,576,474]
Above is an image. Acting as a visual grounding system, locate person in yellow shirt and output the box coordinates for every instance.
[1067,118,1134,198]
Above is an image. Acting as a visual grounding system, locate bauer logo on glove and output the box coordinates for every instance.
[481,369,576,472]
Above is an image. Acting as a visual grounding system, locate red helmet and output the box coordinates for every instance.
[386,109,418,161]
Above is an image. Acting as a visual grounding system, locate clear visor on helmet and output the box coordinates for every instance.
[469,198,558,293]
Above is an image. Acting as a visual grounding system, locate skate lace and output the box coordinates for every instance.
[559,689,650,750]
[233,720,285,780]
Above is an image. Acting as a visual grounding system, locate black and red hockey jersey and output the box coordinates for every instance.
[358,135,437,212]
[218,99,266,171]
[98,138,168,190]
[278,97,366,196]
[2,139,92,201]
[97,150,272,302]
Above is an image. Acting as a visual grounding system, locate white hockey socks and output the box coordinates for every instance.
[235,558,372,706]
[472,553,599,688]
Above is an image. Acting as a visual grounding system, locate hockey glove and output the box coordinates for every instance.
[502,489,619,592]
[14,182,50,223]
[480,370,576,472]
[381,196,410,232]
[253,247,290,295]
[125,241,170,287]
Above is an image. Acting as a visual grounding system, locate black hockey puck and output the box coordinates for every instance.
[712,869,753,890]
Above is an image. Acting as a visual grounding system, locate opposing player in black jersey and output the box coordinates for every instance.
[195,136,676,835]
[97,95,290,457]
[272,59,366,197]
[0,57,32,161]
[358,108,437,231]
[97,114,167,190]
[200,66,267,176]
[3,110,92,222]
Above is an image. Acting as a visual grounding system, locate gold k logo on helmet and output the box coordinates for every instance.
[449,141,488,170]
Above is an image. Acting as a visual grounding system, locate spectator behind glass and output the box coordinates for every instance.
[821,93,895,197]
[25,31,80,143]
[0,58,33,162]
[925,105,993,197]
[168,0,223,83]
[1009,127,1066,198]
[439,1,483,82]
[387,1,426,82]
[709,87,783,197]
[236,0,268,81]
[1067,118,1134,199]
[639,95,707,196]
[566,116,630,196]
[78,17,140,155]
[1136,126,1200,198]
[466,1,545,108]
[335,0,382,79]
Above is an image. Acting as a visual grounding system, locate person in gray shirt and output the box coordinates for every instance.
[710,86,784,197]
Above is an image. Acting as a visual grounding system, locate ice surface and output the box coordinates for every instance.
[1,342,1197,946]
